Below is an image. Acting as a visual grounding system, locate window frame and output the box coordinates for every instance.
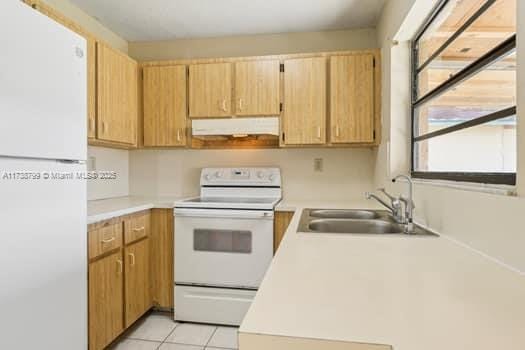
[410,0,517,185]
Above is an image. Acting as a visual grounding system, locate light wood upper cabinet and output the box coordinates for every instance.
[87,38,96,139]
[97,43,138,145]
[88,251,124,350]
[189,63,232,118]
[283,57,327,145]
[143,65,187,146]
[124,238,151,327]
[234,60,280,116]
[330,54,375,143]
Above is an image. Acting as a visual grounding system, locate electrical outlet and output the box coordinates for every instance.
[314,158,323,172]
[88,156,96,171]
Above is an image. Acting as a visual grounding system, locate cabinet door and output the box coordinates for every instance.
[274,211,294,253]
[234,60,280,116]
[143,65,187,146]
[330,54,375,143]
[150,209,174,309]
[189,63,232,118]
[89,251,124,350]
[124,238,151,327]
[283,57,326,145]
[97,43,138,145]
[87,38,96,139]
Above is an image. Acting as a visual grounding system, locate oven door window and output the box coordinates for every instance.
[194,229,252,254]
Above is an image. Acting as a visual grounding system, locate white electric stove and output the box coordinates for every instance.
[174,167,282,326]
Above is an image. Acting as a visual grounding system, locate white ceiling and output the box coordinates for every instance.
[69,0,387,41]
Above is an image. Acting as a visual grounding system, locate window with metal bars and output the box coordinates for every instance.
[411,0,516,185]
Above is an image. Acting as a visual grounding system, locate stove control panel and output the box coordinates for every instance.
[200,167,281,187]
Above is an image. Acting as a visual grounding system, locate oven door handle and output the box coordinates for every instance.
[174,208,274,219]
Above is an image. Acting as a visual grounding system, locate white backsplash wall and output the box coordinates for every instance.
[129,148,376,201]
[87,146,129,200]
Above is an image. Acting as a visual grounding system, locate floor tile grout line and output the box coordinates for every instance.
[159,320,180,346]
[126,338,164,344]
[204,327,219,349]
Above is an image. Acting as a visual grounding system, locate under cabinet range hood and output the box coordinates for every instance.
[192,117,279,137]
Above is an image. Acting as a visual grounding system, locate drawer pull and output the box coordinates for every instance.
[128,253,136,266]
[101,236,115,244]
[133,226,145,232]
[116,259,123,274]
[218,99,227,112]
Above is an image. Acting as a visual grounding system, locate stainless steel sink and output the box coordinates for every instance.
[309,209,380,220]
[298,208,437,236]
[308,219,403,234]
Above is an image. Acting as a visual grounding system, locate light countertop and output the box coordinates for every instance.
[274,199,382,212]
[240,201,525,350]
[88,195,305,224]
[87,195,188,224]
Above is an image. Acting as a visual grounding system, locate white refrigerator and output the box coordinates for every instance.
[0,1,88,349]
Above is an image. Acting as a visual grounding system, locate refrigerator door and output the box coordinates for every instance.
[0,158,87,350]
[0,0,87,161]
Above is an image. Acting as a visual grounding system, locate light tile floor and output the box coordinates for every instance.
[111,313,239,350]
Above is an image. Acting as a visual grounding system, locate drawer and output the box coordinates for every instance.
[88,223,122,260]
[124,212,150,244]
[175,285,255,326]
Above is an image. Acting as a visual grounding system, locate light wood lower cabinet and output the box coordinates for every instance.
[274,211,295,253]
[124,238,151,327]
[88,211,154,350]
[150,209,175,310]
[88,251,124,350]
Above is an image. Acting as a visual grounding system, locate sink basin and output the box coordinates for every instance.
[308,219,403,234]
[297,208,438,236]
[309,209,380,220]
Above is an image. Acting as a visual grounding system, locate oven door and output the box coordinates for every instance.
[174,208,274,289]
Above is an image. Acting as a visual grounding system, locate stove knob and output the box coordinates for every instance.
[269,174,275,181]
[257,171,265,179]
[204,174,211,181]
[215,171,223,178]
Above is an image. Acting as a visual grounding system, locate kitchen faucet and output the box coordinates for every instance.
[365,190,403,223]
[365,174,415,234]
[392,174,415,234]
